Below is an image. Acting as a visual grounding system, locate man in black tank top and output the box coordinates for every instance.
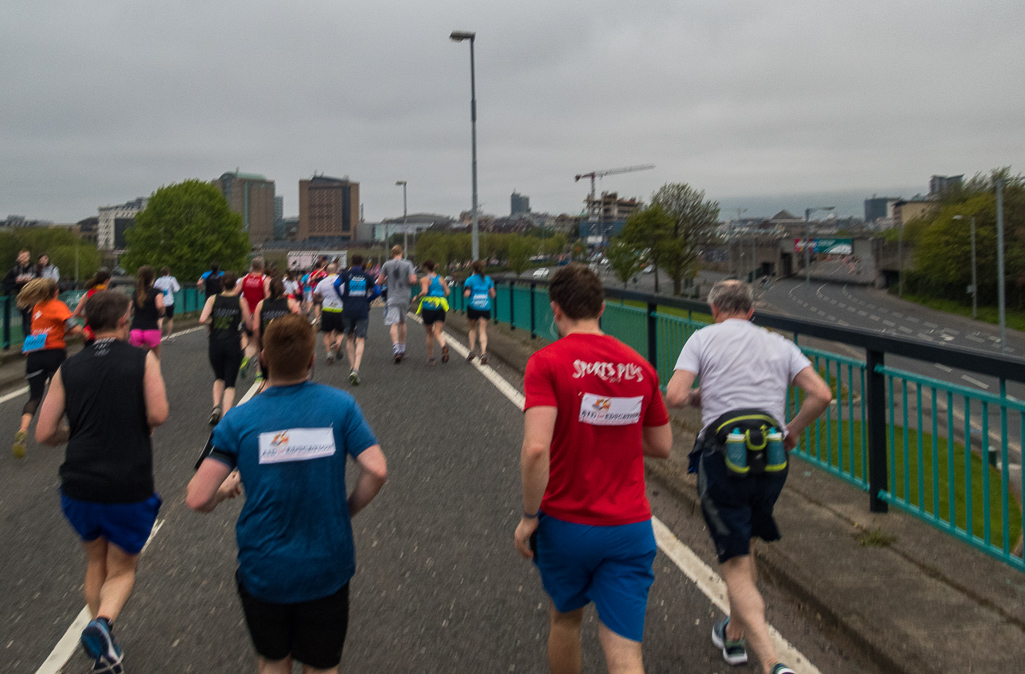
[35,290,169,672]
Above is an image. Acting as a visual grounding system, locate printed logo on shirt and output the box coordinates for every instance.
[579,393,643,426]
[571,360,644,383]
[258,427,336,464]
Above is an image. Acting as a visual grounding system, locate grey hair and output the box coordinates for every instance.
[708,280,754,315]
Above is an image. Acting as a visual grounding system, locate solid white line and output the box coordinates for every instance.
[934,364,954,373]
[433,321,819,674]
[0,386,28,404]
[651,518,822,674]
[35,520,165,674]
[962,375,990,390]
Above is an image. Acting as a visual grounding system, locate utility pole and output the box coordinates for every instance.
[997,178,1006,351]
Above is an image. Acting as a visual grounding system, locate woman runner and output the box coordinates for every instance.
[129,266,165,359]
[199,272,252,425]
[253,276,299,390]
[412,260,450,365]
[73,268,111,346]
[13,278,81,458]
[462,261,496,365]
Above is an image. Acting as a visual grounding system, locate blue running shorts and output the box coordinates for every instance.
[534,514,657,642]
[61,493,162,555]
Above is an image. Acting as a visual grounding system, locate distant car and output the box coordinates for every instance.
[643,265,654,273]
[532,268,550,279]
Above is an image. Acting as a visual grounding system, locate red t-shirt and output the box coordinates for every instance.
[524,333,670,526]
[239,273,266,312]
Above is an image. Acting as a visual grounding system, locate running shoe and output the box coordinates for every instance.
[208,407,222,426]
[12,430,27,459]
[466,350,476,362]
[441,345,449,363]
[770,666,796,674]
[480,354,489,366]
[238,356,252,380]
[427,357,436,366]
[92,651,125,674]
[349,370,360,386]
[81,619,121,668]
[394,353,402,364]
[326,349,335,365]
[711,616,748,665]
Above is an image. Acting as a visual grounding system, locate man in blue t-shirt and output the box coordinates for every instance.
[462,262,496,364]
[188,314,387,674]
[334,255,378,386]
[197,261,224,300]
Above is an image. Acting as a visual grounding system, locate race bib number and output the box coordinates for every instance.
[22,333,46,353]
[258,427,336,464]
[579,393,643,426]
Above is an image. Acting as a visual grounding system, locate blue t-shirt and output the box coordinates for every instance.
[209,381,378,603]
[463,274,494,311]
[334,266,377,320]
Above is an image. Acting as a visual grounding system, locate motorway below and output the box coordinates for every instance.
[0,309,878,673]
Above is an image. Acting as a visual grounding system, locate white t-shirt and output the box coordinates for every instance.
[153,276,181,305]
[315,275,343,311]
[674,318,811,435]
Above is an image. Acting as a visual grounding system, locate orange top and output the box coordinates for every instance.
[31,299,74,350]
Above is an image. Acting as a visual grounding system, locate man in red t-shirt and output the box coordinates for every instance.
[237,257,270,378]
[515,264,672,674]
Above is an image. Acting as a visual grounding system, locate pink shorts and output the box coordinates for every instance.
[129,329,162,349]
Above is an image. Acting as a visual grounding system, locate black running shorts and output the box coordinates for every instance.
[237,574,350,670]
[208,339,242,387]
[421,308,446,326]
[163,304,175,319]
[320,311,344,334]
[466,307,491,321]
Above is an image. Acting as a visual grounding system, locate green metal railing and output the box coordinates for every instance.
[450,279,1025,572]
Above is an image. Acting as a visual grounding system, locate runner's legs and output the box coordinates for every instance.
[478,318,489,355]
[83,538,140,623]
[548,605,584,674]
[598,621,644,674]
[467,318,479,352]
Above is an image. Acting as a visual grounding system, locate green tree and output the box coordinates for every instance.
[621,204,675,294]
[605,238,646,289]
[0,228,103,283]
[508,236,540,275]
[648,183,720,295]
[542,233,567,259]
[122,180,249,280]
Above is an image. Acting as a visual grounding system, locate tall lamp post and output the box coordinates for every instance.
[996,178,1007,352]
[804,206,835,284]
[450,30,480,262]
[953,215,978,319]
[395,181,408,255]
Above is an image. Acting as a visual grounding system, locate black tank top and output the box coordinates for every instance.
[205,272,223,298]
[131,287,161,331]
[60,339,153,503]
[210,294,242,341]
[260,297,291,336]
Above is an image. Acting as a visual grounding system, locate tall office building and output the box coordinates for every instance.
[511,191,530,215]
[298,175,360,242]
[97,197,148,251]
[213,171,276,245]
[929,175,963,196]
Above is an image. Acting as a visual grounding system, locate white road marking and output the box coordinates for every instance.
[924,322,938,329]
[437,320,820,674]
[827,315,836,321]
[891,312,903,318]
[869,315,879,321]
[962,375,990,390]
[899,327,913,334]
[941,328,959,336]
[907,317,919,323]
[918,334,934,341]
[934,364,954,373]
[35,520,165,674]
[967,335,986,343]
[883,320,896,327]
[858,310,867,317]
[837,303,846,308]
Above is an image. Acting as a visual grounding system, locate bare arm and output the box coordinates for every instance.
[263,276,271,300]
[253,302,263,344]
[239,297,253,332]
[35,368,68,445]
[155,292,165,316]
[643,422,673,458]
[144,351,169,428]
[665,369,699,408]
[784,366,833,450]
[440,277,450,296]
[199,295,216,324]
[186,460,241,513]
[72,293,88,318]
[348,445,387,517]
[514,406,557,559]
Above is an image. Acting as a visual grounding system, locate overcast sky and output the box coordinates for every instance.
[3,1,1023,223]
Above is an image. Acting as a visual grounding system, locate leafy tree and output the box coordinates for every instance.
[648,183,720,295]
[570,239,588,262]
[606,238,646,289]
[508,237,540,275]
[0,228,102,284]
[122,180,249,280]
[621,204,675,294]
[542,233,567,258]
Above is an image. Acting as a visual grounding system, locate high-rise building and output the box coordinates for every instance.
[97,197,147,251]
[213,171,276,245]
[929,175,963,196]
[511,191,530,215]
[864,197,900,226]
[298,175,360,242]
[273,195,285,240]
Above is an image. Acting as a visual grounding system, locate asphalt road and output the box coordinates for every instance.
[0,311,879,673]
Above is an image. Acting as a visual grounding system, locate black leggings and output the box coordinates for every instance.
[24,349,66,416]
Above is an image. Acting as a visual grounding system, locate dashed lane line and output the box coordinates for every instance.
[434,321,821,674]
[962,375,990,390]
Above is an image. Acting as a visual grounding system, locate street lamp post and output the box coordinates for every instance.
[450,30,479,262]
[395,181,408,255]
[804,206,835,285]
[996,178,1007,351]
[953,215,978,319]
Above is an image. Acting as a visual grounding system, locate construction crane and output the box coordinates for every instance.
[575,164,655,221]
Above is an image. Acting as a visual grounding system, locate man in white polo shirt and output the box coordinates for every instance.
[666,280,831,674]
[313,263,344,365]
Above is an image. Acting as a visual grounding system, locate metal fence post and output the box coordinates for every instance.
[646,301,658,368]
[2,296,10,350]
[866,349,889,513]
[509,282,516,331]
[529,283,537,339]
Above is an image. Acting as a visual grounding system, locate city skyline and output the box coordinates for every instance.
[3,1,1022,224]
